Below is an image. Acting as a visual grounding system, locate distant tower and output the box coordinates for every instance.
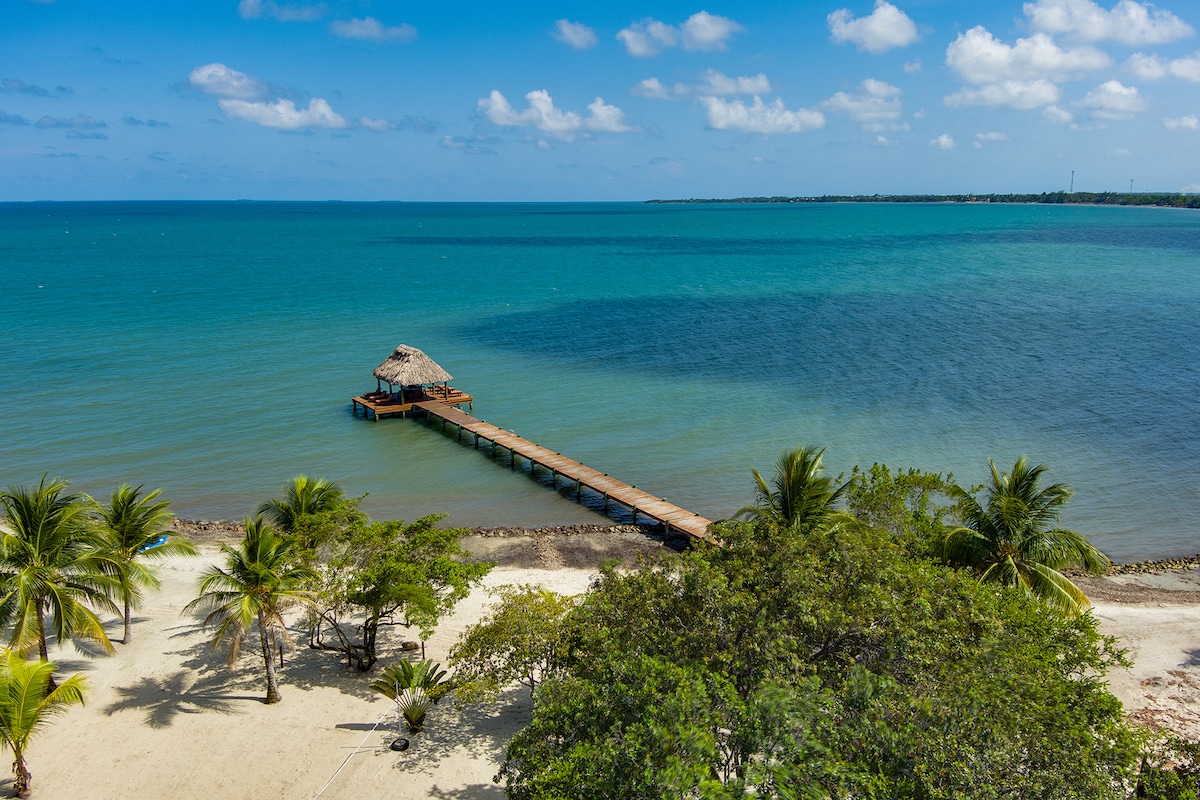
[1070,170,1075,193]
[1130,178,1134,193]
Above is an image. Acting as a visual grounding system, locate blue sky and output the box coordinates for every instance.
[4,0,1200,200]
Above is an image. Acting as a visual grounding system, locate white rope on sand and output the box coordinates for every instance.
[312,712,391,800]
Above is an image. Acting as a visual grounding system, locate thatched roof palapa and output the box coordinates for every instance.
[372,344,453,386]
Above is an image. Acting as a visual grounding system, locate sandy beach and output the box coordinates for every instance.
[23,530,1200,799]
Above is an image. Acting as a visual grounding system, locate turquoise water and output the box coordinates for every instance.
[2,201,1198,561]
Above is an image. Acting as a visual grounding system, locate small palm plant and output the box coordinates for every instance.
[97,484,198,644]
[0,649,87,798]
[370,660,450,734]
[396,688,433,733]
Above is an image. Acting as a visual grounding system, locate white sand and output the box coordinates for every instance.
[32,548,596,800]
[1092,601,1200,738]
[24,549,1200,798]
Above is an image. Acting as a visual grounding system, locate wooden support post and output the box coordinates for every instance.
[632,506,638,524]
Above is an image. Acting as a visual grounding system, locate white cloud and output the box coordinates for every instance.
[1024,0,1193,45]
[828,1,919,54]
[360,116,395,132]
[1182,183,1200,193]
[945,80,1061,109]
[218,97,348,129]
[973,131,1008,148]
[822,79,905,130]
[188,63,269,100]
[633,70,770,99]
[1043,105,1073,123]
[189,62,348,130]
[698,69,771,95]
[698,96,825,134]
[329,17,417,42]
[441,133,501,155]
[681,11,743,50]
[478,89,635,140]
[946,26,1110,84]
[617,19,677,56]
[930,133,956,149]
[1109,147,1130,156]
[904,60,922,73]
[632,78,675,99]
[238,0,326,22]
[554,19,598,49]
[617,12,742,56]
[1127,52,1200,81]
[1164,114,1199,130]
[1080,79,1147,118]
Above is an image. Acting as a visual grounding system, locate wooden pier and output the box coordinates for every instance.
[412,401,715,542]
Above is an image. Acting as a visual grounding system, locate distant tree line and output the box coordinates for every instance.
[646,192,1200,208]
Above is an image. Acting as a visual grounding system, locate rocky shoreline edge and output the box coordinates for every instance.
[169,518,1200,575]
[170,518,672,541]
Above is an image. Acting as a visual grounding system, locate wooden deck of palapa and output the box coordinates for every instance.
[413,401,715,541]
[352,387,474,420]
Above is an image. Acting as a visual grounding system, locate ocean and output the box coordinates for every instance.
[2,200,1198,562]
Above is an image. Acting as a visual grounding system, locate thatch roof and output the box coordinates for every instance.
[372,345,452,386]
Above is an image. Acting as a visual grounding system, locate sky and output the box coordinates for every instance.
[4,0,1200,200]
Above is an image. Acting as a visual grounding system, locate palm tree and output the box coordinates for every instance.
[255,475,343,534]
[0,649,87,798]
[97,485,198,644]
[737,446,849,533]
[942,456,1110,615]
[0,477,119,666]
[184,518,316,704]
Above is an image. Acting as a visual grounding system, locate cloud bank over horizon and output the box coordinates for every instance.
[5,0,1200,200]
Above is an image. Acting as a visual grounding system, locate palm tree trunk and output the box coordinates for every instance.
[35,604,55,691]
[259,612,281,704]
[123,601,132,644]
[13,751,31,798]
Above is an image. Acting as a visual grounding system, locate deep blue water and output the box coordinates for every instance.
[2,200,1198,561]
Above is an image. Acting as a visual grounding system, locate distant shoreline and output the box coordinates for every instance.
[646,192,1200,209]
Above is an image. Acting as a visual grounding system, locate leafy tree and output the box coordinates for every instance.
[184,518,316,704]
[0,477,119,667]
[311,512,492,670]
[255,475,344,541]
[96,484,197,644]
[845,463,956,558]
[942,456,1110,614]
[0,649,87,798]
[736,445,848,533]
[370,660,450,734]
[498,457,1140,799]
[449,585,578,704]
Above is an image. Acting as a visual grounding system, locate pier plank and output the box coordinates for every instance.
[412,401,714,541]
